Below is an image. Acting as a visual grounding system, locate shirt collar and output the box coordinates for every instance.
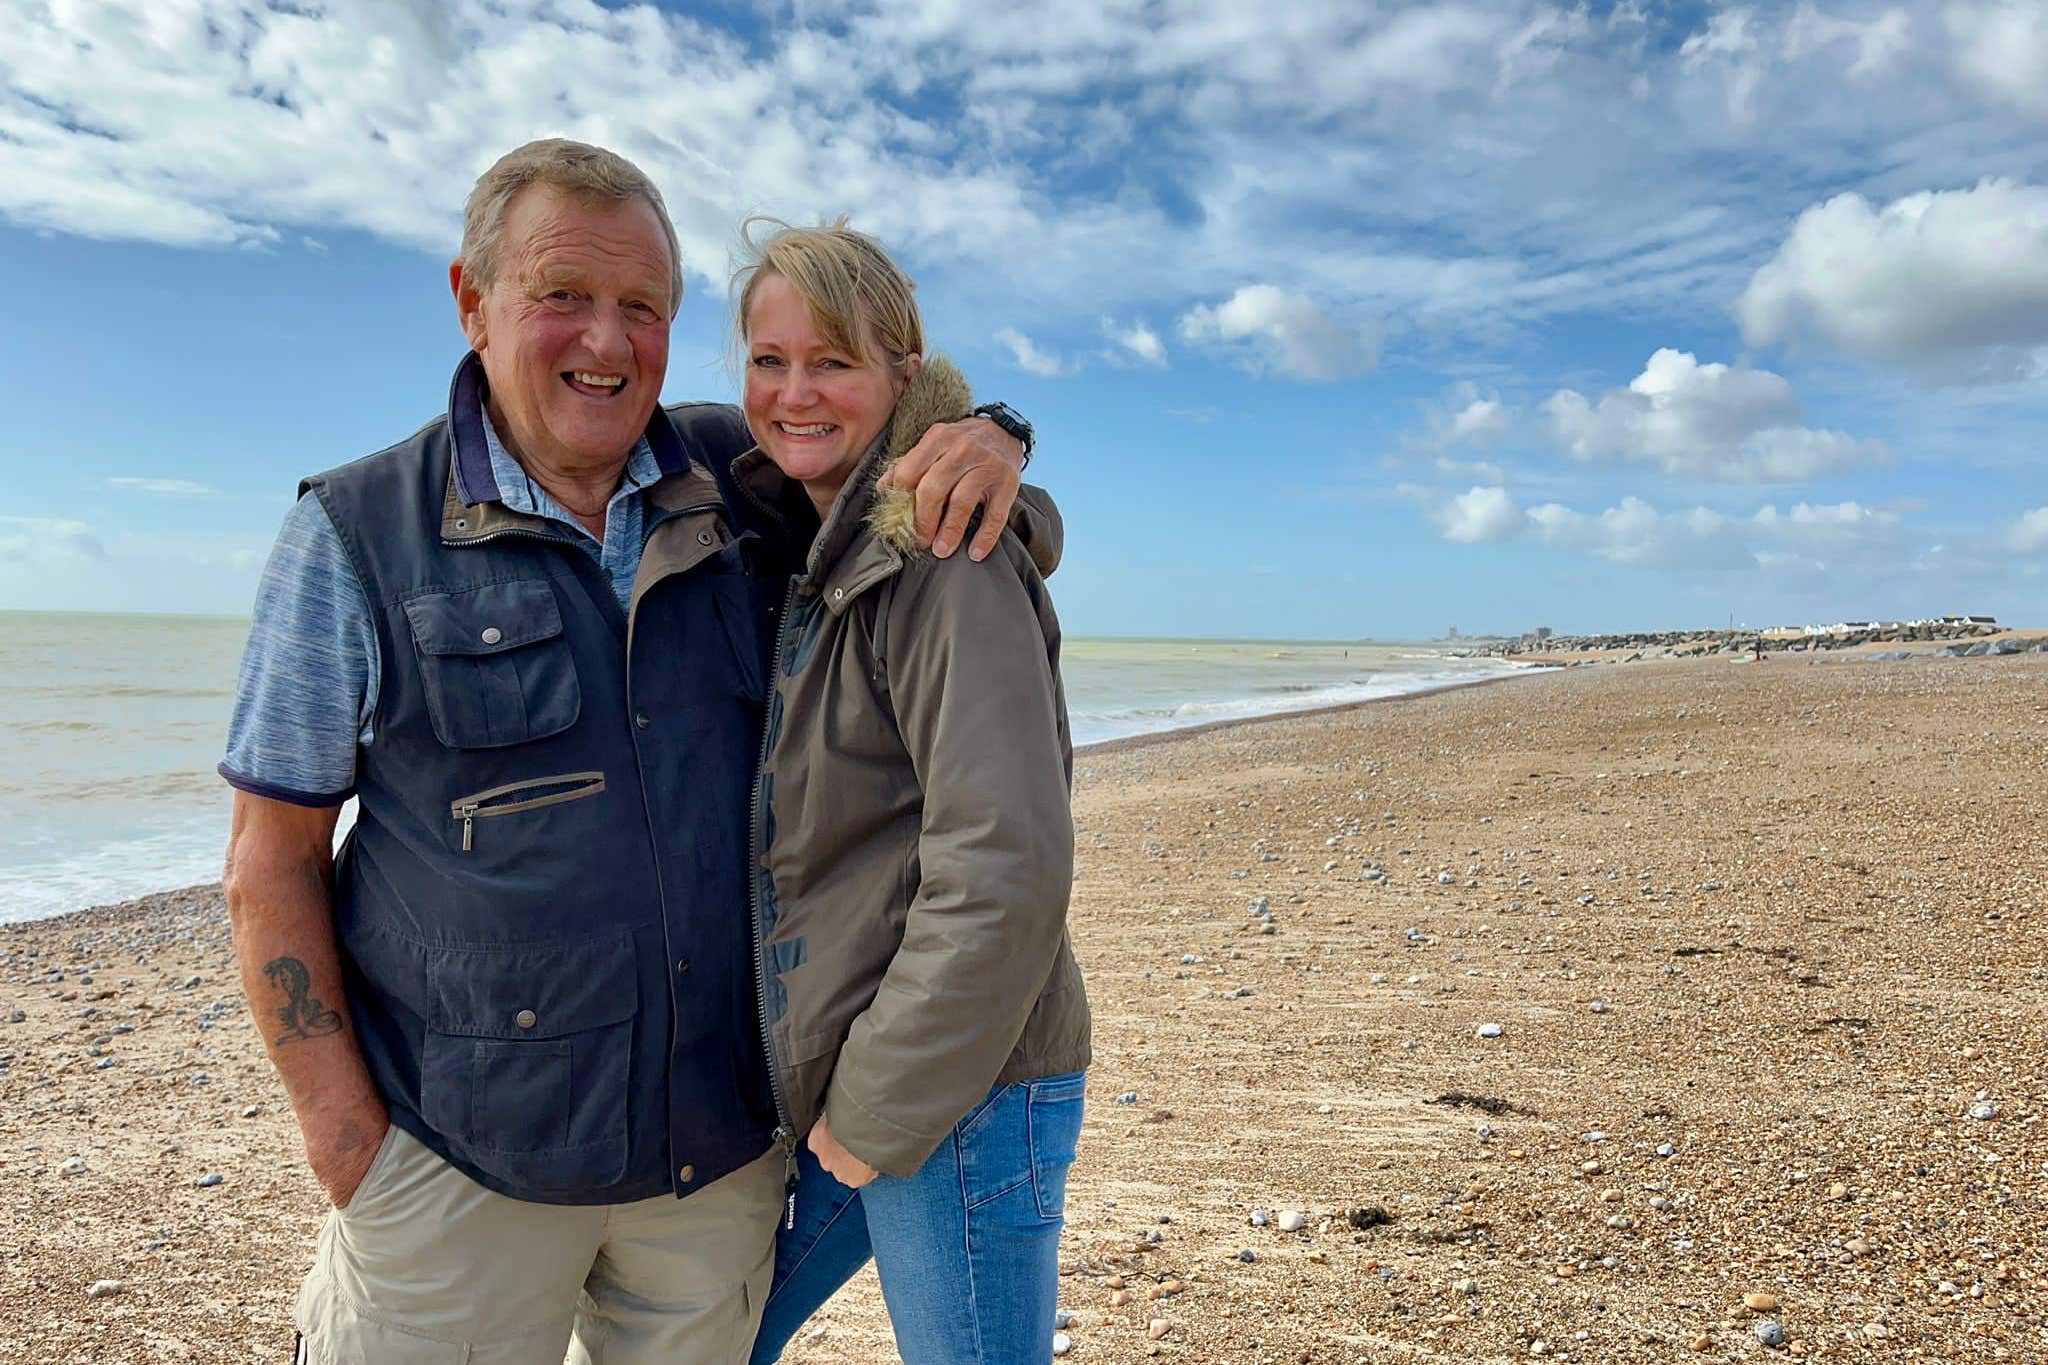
[446,350,690,507]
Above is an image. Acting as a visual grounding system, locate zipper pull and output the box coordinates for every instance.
[774,1125,799,1230]
[459,804,477,852]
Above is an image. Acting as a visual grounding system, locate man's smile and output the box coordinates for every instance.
[563,370,626,397]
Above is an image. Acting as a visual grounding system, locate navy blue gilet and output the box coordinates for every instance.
[306,354,783,1204]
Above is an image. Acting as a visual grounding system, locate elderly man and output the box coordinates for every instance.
[219,140,1033,1365]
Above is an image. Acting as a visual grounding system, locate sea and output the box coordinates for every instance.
[0,612,1529,925]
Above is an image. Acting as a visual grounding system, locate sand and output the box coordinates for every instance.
[4,654,2044,1362]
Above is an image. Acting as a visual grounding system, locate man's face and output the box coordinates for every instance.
[456,185,674,474]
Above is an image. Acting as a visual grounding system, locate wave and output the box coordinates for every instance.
[1070,662,1526,746]
[1,770,225,804]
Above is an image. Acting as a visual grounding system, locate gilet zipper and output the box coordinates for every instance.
[450,771,606,852]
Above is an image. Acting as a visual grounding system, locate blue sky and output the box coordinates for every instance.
[3,0,2046,639]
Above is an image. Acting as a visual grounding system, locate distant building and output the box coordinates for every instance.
[1533,625,1553,641]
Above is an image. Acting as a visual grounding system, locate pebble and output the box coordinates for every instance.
[1754,1320,1787,1348]
[1475,1022,1504,1038]
[1236,1248,1257,1262]
[1052,1332,1072,1356]
[1453,1277,1478,1295]
[1656,1143,1676,1157]
[1744,1291,1780,1312]
[60,1156,88,1177]
[196,1173,224,1188]
[1277,1210,1307,1232]
[1180,953,1199,964]
[86,1280,124,1299]
[1248,897,1270,915]
[1055,1310,1073,1329]
[1436,871,1457,884]
[240,1105,260,1119]
[1249,1209,1270,1226]
[5,1010,23,1024]
[1968,1100,1997,1121]
[1146,1318,1171,1340]
[1116,1091,1140,1105]
[1589,1000,1608,1014]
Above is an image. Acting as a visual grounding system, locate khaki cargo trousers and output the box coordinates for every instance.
[293,1125,780,1365]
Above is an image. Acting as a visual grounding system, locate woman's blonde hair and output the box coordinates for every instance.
[733,217,923,370]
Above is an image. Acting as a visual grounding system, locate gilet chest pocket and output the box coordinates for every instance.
[403,580,581,748]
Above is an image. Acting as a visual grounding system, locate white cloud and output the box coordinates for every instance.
[1448,397,1512,445]
[1524,497,1745,568]
[2011,506,2048,554]
[1738,180,2048,383]
[1544,348,1886,482]
[0,516,106,564]
[993,327,1073,377]
[1784,6,1914,80]
[1945,1,2048,117]
[1450,492,1904,571]
[0,0,2042,361]
[1101,316,1168,368]
[1436,486,1526,544]
[1178,285,1376,381]
[108,477,217,497]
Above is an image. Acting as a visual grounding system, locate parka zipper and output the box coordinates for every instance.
[749,577,802,1228]
[450,772,606,852]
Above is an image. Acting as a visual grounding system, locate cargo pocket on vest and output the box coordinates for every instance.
[418,932,635,1192]
[403,579,581,748]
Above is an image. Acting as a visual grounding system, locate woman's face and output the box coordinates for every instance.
[743,272,909,510]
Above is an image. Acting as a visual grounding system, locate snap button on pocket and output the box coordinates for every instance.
[697,531,713,546]
[832,588,844,601]
[481,626,503,645]
[514,1009,537,1030]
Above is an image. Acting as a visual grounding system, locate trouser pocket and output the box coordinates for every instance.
[1026,1071,1086,1219]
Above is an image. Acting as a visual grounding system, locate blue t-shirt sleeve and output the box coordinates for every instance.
[219,493,379,807]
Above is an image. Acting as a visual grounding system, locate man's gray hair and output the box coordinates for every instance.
[460,138,683,308]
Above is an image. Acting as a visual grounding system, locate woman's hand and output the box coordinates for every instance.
[877,415,1024,561]
[808,1114,879,1189]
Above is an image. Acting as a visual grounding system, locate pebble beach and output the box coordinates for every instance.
[4,653,2044,1363]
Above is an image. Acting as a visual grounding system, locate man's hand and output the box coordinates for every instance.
[224,792,391,1211]
[808,1114,878,1190]
[878,415,1024,561]
[306,1100,391,1209]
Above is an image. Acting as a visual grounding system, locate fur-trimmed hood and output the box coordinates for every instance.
[730,352,1061,603]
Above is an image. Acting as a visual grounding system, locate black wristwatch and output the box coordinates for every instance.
[972,402,1034,467]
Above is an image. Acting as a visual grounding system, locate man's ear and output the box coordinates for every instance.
[450,260,487,352]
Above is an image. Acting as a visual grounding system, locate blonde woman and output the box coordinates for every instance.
[730,221,1090,1363]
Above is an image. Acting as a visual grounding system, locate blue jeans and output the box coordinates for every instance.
[749,1072,1086,1365]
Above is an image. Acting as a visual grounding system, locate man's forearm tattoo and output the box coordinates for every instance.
[263,956,343,1044]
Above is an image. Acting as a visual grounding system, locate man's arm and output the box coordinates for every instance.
[877,415,1026,562]
[223,792,387,1207]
